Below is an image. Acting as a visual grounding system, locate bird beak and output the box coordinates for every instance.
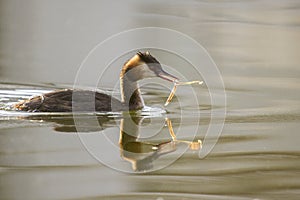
[157,70,179,83]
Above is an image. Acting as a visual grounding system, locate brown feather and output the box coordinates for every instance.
[14,89,124,112]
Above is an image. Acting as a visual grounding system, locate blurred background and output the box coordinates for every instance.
[1,0,300,199]
[1,0,299,85]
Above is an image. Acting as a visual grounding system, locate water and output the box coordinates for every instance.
[1,0,300,199]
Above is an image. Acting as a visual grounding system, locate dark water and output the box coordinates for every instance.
[1,0,300,199]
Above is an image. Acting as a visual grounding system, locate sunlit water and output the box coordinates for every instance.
[1,1,300,200]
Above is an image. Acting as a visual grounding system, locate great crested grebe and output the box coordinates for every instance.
[14,51,178,112]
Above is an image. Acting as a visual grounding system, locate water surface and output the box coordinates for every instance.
[1,0,300,199]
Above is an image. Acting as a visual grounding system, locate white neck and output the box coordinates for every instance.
[120,76,144,110]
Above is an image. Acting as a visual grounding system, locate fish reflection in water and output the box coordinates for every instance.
[18,112,202,172]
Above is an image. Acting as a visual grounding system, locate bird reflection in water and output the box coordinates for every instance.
[21,113,202,172]
[119,114,201,171]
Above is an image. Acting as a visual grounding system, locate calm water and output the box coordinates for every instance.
[1,0,300,199]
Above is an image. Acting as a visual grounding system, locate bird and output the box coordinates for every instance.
[14,51,178,112]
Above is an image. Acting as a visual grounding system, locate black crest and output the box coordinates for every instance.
[137,51,160,64]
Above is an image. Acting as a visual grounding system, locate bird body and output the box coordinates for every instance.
[14,51,178,112]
